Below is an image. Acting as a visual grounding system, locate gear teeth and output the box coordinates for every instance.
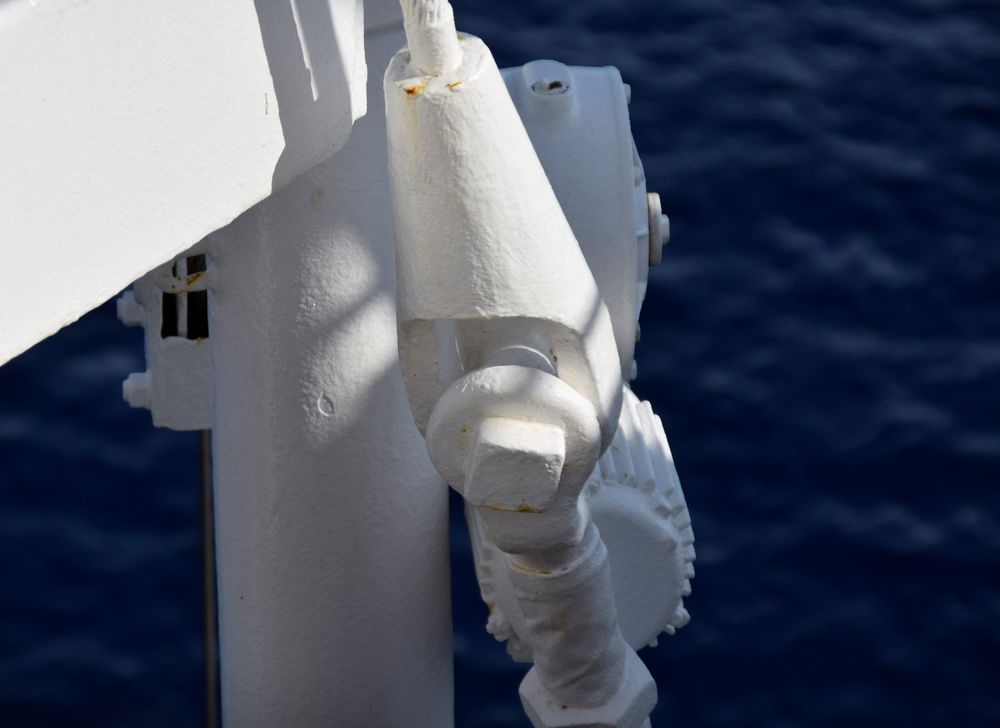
[506,633,529,660]
[661,604,691,639]
[614,408,636,483]
[673,514,692,532]
[621,394,656,490]
[673,606,690,629]
[464,503,523,651]
[640,396,696,563]
[667,495,686,512]
[469,386,697,659]
[676,515,695,544]
[635,402,663,495]
[614,440,634,486]
[647,637,659,649]
[651,495,674,519]
[468,515,500,605]
[486,610,512,642]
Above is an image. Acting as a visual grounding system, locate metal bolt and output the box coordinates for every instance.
[465,417,565,512]
[116,290,145,327]
[122,371,151,410]
[647,192,670,266]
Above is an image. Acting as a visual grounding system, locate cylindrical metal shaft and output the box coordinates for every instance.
[205,17,453,727]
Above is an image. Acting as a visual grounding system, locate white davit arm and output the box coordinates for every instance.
[386,2,655,726]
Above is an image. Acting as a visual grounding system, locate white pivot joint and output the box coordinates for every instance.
[386,2,655,726]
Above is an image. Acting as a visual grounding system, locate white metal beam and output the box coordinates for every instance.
[0,0,366,365]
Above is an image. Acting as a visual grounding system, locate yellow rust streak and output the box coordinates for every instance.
[481,502,539,514]
[511,561,551,576]
[446,80,463,90]
[403,82,426,97]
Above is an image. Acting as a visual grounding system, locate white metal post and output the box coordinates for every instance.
[206,11,454,726]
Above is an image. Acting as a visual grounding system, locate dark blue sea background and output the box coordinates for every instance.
[2,0,998,725]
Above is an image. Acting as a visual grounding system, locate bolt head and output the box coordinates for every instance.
[647,193,669,266]
[465,417,566,513]
[122,371,151,410]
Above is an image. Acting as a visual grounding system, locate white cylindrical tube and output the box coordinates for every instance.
[206,17,453,728]
[506,520,627,706]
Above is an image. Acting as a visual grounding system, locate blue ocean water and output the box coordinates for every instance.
[1,0,998,725]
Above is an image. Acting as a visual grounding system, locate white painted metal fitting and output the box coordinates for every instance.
[119,255,212,431]
[386,33,623,448]
[523,60,573,102]
[502,62,649,379]
[116,290,145,327]
[386,6,691,725]
[466,418,566,513]
[647,192,670,266]
[520,649,656,728]
[468,387,695,660]
[122,371,151,410]
[426,365,601,552]
[386,15,646,718]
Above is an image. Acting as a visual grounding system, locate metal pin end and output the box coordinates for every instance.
[116,290,145,327]
[122,371,151,410]
[401,0,463,75]
[647,192,670,266]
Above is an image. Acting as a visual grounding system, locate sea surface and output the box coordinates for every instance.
[1,1,998,726]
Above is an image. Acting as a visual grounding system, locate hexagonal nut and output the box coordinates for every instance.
[519,649,657,728]
[465,417,566,513]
